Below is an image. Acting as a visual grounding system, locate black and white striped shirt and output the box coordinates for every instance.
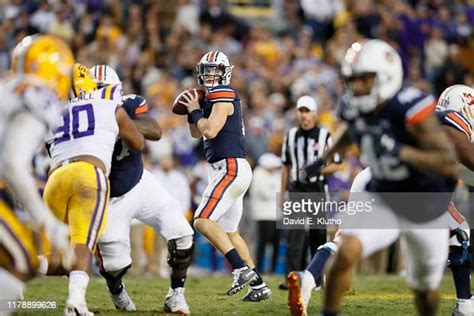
[281,126,340,187]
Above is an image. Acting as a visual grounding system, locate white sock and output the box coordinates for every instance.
[37,255,48,275]
[66,270,89,306]
[0,268,25,300]
[303,270,316,289]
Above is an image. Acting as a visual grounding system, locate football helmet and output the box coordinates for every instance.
[196,51,233,88]
[90,64,121,88]
[340,39,403,113]
[71,63,97,97]
[436,84,474,112]
[11,34,74,101]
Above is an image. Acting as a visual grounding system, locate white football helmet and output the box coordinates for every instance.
[196,51,233,88]
[437,84,474,185]
[340,39,403,113]
[436,84,474,112]
[90,64,121,87]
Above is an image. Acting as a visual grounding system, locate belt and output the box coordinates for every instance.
[60,158,81,166]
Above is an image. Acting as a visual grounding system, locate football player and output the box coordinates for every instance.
[179,51,271,301]
[437,84,474,316]
[288,84,474,316]
[91,65,195,315]
[0,35,72,305]
[44,63,145,316]
[303,40,458,316]
[287,84,474,316]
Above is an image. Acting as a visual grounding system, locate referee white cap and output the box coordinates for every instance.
[296,95,318,111]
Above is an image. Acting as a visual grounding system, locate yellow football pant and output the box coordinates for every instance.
[0,200,39,276]
[44,161,109,250]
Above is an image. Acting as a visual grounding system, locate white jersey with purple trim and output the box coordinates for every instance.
[0,75,62,147]
[48,84,122,174]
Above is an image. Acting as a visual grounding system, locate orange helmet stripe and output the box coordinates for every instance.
[209,51,216,62]
[98,65,103,81]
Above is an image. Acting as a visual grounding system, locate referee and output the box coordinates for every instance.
[280,95,342,288]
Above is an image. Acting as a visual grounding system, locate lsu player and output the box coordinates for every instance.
[0,35,72,304]
[304,40,458,316]
[287,84,474,316]
[91,65,195,315]
[44,63,144,316]
[180,51,271,301]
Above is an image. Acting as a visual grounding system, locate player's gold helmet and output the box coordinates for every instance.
[71,63,97,97]
[11,34,74,101]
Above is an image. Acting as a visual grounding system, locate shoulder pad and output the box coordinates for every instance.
[98,84,123,102]
[402,88,436,125]
[21,83,62,130]
[207,85,237,103]
[441,110,473,140]
[123,94,148,117]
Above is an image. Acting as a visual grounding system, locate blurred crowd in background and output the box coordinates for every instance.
[1,0,474,276]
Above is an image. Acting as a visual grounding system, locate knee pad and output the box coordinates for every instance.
[448,246,471,268]
[99,264,131,283]
[167,235,194,270]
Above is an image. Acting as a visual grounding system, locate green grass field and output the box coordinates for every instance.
[18,274,458,315]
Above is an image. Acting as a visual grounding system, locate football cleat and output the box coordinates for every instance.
[226,266,258,296]
[453,298,474,316]
[63,303,94,316]
[287,271,315,316]
[164,287,190,315]
[109,284,136,311]
[242,283,272,302]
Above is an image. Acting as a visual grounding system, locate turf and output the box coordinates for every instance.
[18,273,457,315]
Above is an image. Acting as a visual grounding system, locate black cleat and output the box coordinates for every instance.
[242,284,272,302]
[226,266,258,296]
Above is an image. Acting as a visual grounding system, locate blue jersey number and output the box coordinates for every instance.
[54,104,95,144]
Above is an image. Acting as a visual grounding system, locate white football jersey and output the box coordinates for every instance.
[0,75,62,146]
[49,84,122,174]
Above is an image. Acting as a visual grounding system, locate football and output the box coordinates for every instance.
[172,88,205,115]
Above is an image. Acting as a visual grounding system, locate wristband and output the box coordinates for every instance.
[187,114,194,124]
[189,109,204,124]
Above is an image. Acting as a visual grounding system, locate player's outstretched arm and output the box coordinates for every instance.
[321,123,351,163]
[116,107,145,151]
[134,114,162,141]
[3,112,54,227]
[443,125,474,170]
[402,113,458,178]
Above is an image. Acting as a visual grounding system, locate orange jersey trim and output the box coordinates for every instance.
[406,102,436,125]
[207,91,236,100]
[447,112,472,138]
[135,104,149,115]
